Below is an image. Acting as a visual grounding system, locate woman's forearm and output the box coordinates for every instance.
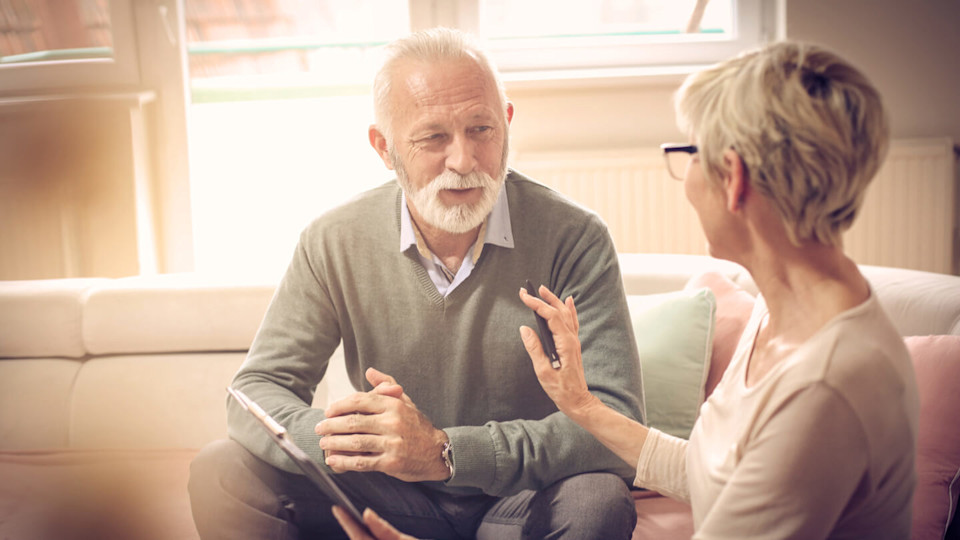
[565,396,649,470]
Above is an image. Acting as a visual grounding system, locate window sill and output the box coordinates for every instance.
[501,64,705,91]
[0,89,155,110]
[190,64,701,104]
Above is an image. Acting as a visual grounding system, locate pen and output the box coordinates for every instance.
[524,280,562,369]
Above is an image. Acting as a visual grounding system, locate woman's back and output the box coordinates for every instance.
[687,292,918,538]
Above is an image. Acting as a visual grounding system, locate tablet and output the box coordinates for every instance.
[226,386,370,533]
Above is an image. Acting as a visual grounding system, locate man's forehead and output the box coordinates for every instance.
[394,57,498,108]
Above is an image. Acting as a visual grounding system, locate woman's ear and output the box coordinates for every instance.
[722,149,748,212]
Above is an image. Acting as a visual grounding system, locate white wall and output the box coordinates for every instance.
[505,0,960,155]
[786,0,960,145]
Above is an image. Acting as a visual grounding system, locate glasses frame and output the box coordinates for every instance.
[660,143,698,180]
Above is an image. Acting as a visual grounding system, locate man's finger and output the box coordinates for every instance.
[317,412,383,436]
[365,367,396,387]
[371,382,405,400]
[325,391,392,418]
[366,368,416,405]
[326,452,378,473]
[319,433,384,454]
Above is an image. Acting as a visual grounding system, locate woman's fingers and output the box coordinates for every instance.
[519,325,552,373]
[332,506,373,540]
[364,508,416,540]
[519,286,572,322]
[535,283,564,308]
[567,296,579,334]
[533,285,577,337]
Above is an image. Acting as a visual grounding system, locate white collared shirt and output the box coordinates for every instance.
[399,183,514,296]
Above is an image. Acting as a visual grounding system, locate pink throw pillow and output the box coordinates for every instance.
[906,335,960,540]
[685,272,755,398]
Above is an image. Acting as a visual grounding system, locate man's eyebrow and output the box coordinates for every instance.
[409,122,446,135]
[468,109,499,121]
[408,109,500,133]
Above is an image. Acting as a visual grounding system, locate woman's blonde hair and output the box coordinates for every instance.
[675,41,889,246]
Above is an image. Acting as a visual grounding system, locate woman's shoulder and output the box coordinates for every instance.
[778,295,917,429]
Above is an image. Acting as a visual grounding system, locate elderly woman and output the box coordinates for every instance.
[519,41,919,539]
[333,41,919,540]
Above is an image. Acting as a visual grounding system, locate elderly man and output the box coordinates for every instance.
[189,27,644,540]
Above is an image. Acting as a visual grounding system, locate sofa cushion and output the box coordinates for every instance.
[864,266,960,336]
[627,288,714,439]
[684,272,756,398]
[70,352,246,449]
[0,278,105,358]
[619,253,746,296]
[0,358,82,450]
[632,491,694,540]
[82,274,275,355]
[907,335,960,540]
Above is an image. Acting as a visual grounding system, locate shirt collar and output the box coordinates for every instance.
[399,181,514,260]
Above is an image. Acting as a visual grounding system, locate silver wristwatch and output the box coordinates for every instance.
[441,440,454,479]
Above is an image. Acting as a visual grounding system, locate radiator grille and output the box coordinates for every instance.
[513,138,958,274]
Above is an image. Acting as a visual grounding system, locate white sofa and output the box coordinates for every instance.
[1,254,958,540]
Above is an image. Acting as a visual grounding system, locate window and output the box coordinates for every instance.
[0,0,194,280]
[0,1,776,277]
[182,0,776,278]
[184,0,410,277]
[185,0,773,92]
[472,0,771,74]
[186,0,409,100]
[0,0,140,91]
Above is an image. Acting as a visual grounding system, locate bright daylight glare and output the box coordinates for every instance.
[186,0,731,279]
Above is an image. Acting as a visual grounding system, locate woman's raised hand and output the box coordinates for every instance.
[518,285,601,419]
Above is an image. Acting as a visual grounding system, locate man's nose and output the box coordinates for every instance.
[445,134,478,175]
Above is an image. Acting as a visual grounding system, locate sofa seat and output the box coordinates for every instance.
[632,491,695,540]
[1,254,958,539]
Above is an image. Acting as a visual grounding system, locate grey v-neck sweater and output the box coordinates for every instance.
[228,170,644,496]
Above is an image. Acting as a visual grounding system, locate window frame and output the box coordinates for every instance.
[0,0,141,93]
[411,0,778,76]
[184,0,779,102]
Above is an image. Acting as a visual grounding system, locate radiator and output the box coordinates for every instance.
[512,138,959,275]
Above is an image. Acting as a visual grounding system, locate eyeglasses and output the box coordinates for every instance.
[660,143,698,180]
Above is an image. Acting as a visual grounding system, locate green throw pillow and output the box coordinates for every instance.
[627,288,715,439]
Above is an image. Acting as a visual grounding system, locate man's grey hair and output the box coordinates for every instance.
[372,27,509,148]
[675,41,889,246]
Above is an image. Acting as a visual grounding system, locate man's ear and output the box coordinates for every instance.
[722,148,748,212]
[368,125,394,170]
[505,102,515,126]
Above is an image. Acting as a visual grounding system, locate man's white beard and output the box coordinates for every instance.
[393,152,507,234]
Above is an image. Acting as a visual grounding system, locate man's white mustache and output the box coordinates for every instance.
[430,171,489,191]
